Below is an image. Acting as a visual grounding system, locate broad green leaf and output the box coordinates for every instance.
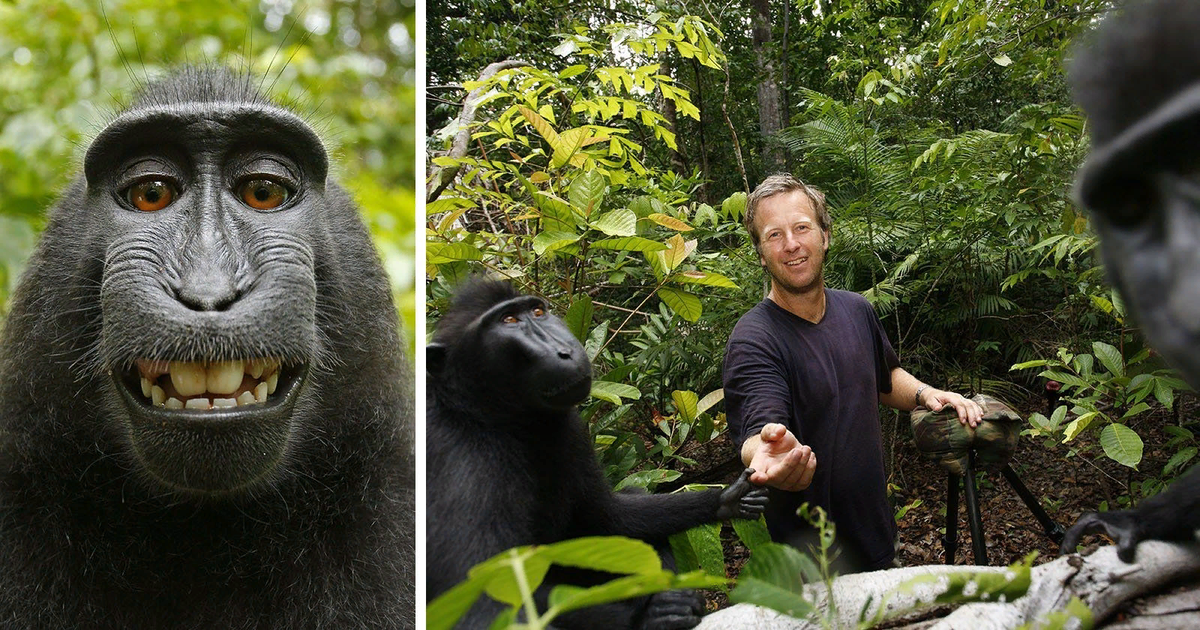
[427,242,484,264]
[615,469,681,491]
[659,234,697,272]
[549,570,725,617]
[535,192,580,233]
[696,389,724,416]
[559,64,588,79]
[1120,402,1150,420]
[532,231,581,256]
[1164,447,1197,477]
[1093,342,1125,377]
[731,517,772,554]
[659,287,701,322]
[518,105,560,146]
[1009,359,1053,371]
[648,212,693,231]
[551,127,590,169]
[590,237,667,252]
[993,54,1013,67]
[481,550,552,606]
[569,170,607,217]
[721,192,746,221]
[426,576,488,630]
[679,522,724,577]
[729,543,815,620]
[426,196,475,216]
[1101,424,1144,469]
[670,270,738,289]
[671,390,699,423]
[564,295,594,343]
[1062,411,1100,442]
[591,209,637,236]
[1039,370,1091,390]
[590,380,641,404]
[540,536,661,575]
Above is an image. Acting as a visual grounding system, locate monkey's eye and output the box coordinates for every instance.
[532,307,546,317]
[502,315,519,324]
[237,178,290,210]
[126,180,177,212]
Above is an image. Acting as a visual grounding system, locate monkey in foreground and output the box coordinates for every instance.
[426,279,768,629]
[1062,0,1200,562]
[0,67,414,627]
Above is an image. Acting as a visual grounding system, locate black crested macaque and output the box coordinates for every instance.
[1062,0,1200,562]
[426,279,768,630]
[0,67,414,628]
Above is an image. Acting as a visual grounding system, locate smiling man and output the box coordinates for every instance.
[722,174,981,573]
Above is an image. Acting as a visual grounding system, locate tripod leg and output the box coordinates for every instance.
[945,473,960,563]
[1001,464,1066,544]
[964,450,988,565]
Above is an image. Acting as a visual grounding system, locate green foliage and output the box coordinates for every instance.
[1012,343,1190,469]
[0,0,416,351]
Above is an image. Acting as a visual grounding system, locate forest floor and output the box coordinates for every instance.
[680,392,1198,608]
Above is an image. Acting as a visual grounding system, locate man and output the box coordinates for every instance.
[723,174,982,572]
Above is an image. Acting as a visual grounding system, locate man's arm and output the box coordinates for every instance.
[879,367,982,427]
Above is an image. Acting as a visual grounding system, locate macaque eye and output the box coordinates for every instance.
[1104,177,1160,228]
[237,178,290,210]
[502,315,519,324]
[126,180,177,212]
[532,307,546,317]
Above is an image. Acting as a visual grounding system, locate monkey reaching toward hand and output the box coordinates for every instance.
[0,67,414,628]
[427,279,768,630]
[1063,0,1200,561]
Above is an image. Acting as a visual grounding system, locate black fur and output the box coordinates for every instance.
[1064,0,1200,562]
[426,279,767,629]
[0,67,414,628]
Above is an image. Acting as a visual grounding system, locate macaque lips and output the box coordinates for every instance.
[135,358,281,411]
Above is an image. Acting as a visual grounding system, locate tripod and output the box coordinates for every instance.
[942,449,1066,565]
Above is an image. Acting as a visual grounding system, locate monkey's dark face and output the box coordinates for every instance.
[446,295,592,413]
[1077,114,1200,390]
[84,103,329,494]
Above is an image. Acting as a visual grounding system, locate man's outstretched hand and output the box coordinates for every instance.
[745,423,816,492]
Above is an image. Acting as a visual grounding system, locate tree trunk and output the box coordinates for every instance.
[659,53,690,178]
[696,542,1200,629]
[750,0,785,175]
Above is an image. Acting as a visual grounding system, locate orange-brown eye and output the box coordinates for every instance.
[532,308,546,317]
[502,315,519,323]
[238,179,289,210]
[127,180,175,212]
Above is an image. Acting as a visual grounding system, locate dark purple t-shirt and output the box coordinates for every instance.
[723,289,901,572]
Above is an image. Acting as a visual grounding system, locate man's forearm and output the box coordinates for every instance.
[880,367,924,411]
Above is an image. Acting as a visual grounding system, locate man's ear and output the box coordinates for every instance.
[427,342,446,377]
[823,228,832,252]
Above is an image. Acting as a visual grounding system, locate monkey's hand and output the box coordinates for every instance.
[639,589,703,630]
[1060,510,1143,562]
[716,468,770,520]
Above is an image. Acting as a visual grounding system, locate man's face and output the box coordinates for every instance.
[755,190,829,295]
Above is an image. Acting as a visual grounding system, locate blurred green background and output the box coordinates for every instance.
[0,0,417,355]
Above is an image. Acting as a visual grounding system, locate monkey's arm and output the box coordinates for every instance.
[1061,464,1200,562]
[608,468,768,540]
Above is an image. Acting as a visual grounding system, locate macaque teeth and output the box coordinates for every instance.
[140,378,152,399]
[136,359,169,380]
[151,385,166,406]
[207,360,244,394]
[266,371,279,395]
[165,397,183,409]
[254,382,268,403]
[237,391,256,406]
[170,361,207,397]
[246,359,266,380]
[212,397,237,409]
[185,398,211,410]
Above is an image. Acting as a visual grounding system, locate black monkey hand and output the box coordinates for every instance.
[716,468,770,521]
[1060,510,1142,562]
[639,589,703,630]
